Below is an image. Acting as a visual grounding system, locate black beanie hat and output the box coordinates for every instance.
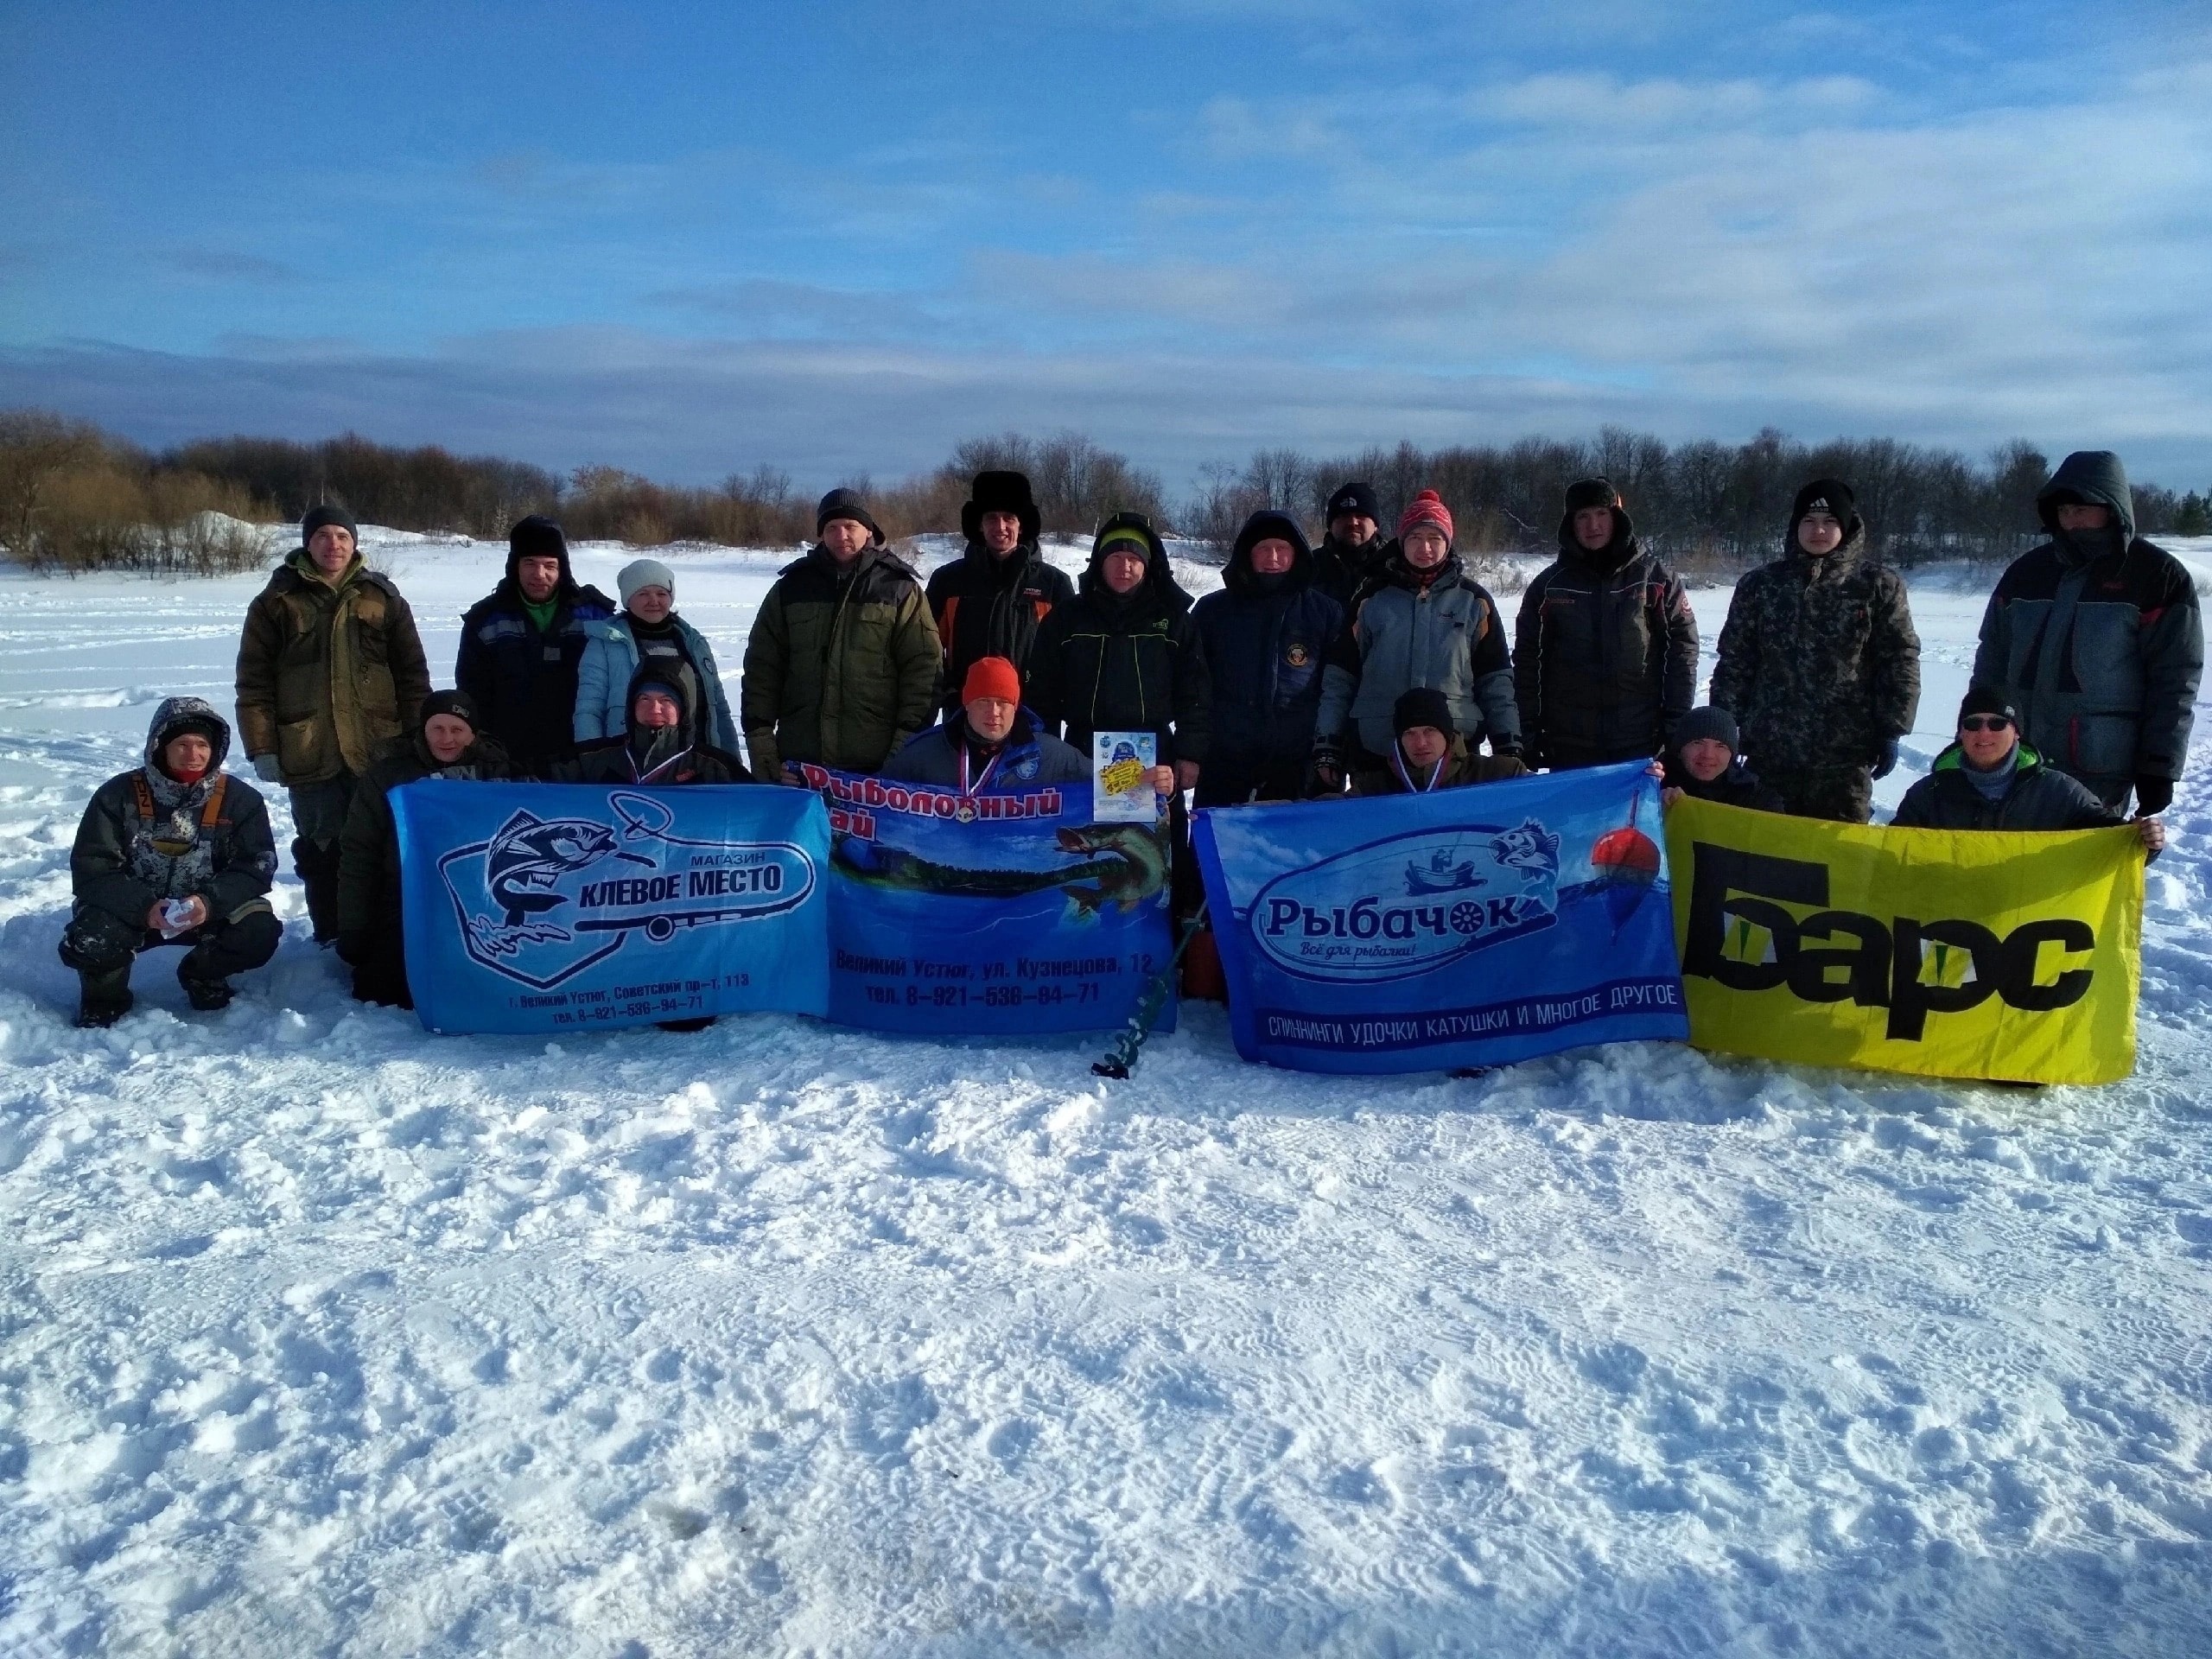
[419,690,480,732]
[302,503,358,544]
[1393,687,1454,739]
[1672,705,1738,753]
[1958,683,2018,725]
[816,486,884,543]
[1326,481,1379,524]
[1792,478,1856,527]
[1564,477,1624,514]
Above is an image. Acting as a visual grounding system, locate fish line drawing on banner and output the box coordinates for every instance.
[834,821,1168,916]
[438,790,819,991]
[1194,761,1687,1074]
[803,765,1176,1035]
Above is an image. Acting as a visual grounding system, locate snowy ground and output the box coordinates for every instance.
[3,533,2210,1656]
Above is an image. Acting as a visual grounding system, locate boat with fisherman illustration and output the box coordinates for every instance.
[1402,846,1488,895]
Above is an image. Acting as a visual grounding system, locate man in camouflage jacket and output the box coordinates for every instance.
[1710,478,1920,822]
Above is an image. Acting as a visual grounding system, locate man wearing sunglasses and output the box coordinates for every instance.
[1892,686,2164,854]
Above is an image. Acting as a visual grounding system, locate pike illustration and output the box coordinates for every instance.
[483,809,645,927]
[832,822,1169,917]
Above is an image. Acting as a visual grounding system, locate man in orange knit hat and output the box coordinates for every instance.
[881,655,1090,791]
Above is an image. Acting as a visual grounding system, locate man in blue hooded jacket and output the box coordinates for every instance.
[1190,509,1344,804]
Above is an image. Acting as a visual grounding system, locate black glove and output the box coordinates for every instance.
[2134,775,2174,815]
[1871,737,1900,780]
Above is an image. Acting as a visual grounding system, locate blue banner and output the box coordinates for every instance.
[800,765,1175,1035]
[392,781,831,1034]
[1193,761,1688,1073]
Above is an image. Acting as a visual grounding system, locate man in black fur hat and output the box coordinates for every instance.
[924,469,1076,718]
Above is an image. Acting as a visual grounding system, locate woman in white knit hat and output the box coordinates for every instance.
[573,557,741,753]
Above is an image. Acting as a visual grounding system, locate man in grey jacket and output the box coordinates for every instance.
[1972,450,2202,814]
[1313,489,1520,792]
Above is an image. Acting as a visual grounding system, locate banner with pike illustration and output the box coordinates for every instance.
[1193,761,1688,1073]
[801,765,1176,1036]
[391,781,832,1034]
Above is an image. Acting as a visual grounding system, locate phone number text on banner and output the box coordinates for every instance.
[1194,761,1687,1073]
[803,765,1175,1035]
[393,780,831,1034]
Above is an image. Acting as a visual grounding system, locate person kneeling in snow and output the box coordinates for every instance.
[562,661,753,786]
[1352,689,1529,796]
[60,697,281,1027]
[1659,706,1785,813]
[1892,685,2164,854]
[334,690,515,1008]
[880,656,1089,791]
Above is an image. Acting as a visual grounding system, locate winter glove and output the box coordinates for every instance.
[252,753,284,785]
[746,730,780,784]
[1871,738,1899,780]
[1311,734,1346,794]
[2134,775,2174,815]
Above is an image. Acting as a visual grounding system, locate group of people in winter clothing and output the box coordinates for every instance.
[60,448,2195,1028]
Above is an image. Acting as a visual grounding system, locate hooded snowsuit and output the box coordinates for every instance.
[1027,514,1212,767]
[878,708,1090,791]
[565,661,753,785]
[60,698,282,1017]
[454,519,615,777]
[1189,512,1345,805]
[1515,502,1697,769]
[924,480,1077,717]
[235,545,431,936]
[741,540,940,779]
[1970,451,2202,810]
[1316,550,1520,764]
[1892,742,2130,834]
[1710,519,1920,823]
[334,699,517,1007]
[575,611,739,755]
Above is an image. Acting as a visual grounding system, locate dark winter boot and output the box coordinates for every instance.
[181,974,236,1013]
[74,967,134,1028]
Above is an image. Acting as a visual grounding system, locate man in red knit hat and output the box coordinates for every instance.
[1313,489,1521,793]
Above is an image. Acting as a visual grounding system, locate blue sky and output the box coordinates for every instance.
[3,1,2209,493]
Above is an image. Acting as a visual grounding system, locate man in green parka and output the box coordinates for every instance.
[741,488,940,779]
[235,505,431,940]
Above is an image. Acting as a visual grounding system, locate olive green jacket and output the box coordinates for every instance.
[741,544,941,776]
[235,550,432,785]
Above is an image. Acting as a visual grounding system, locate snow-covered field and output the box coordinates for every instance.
[3,532,2211,1656]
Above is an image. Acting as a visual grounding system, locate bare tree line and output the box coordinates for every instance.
[1188,427,2212,567]
[3,406,2206,575]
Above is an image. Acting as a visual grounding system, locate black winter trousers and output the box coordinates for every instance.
[288,772,358,941]
[1763,765,1873,824]
[60,904,283,1007]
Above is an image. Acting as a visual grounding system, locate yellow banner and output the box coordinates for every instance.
[1666,798,2143,1084]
